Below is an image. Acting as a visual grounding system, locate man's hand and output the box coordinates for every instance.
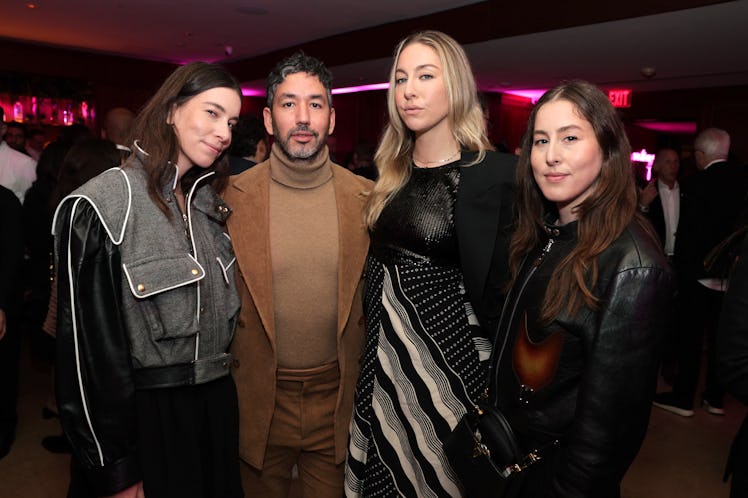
[0,309,6,340]
[638,179,658,209]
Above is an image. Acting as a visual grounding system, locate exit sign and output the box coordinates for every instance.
[608,89,632,108]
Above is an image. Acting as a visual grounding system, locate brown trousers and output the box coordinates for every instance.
[241,362,343,498]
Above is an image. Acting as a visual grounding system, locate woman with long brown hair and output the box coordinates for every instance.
[491,80,673,497]
[53,62,243,498]
[345,30,516,497]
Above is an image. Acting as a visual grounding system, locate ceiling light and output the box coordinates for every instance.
[640,67,656,78]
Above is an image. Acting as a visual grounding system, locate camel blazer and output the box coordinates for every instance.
[224,160,372,468]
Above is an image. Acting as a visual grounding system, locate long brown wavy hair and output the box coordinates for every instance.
[129,61,242,217]
[364,30,492,229]
[510,80,646,322]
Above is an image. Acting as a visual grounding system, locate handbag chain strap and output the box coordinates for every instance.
[482,238,555,407]
[468,239,560,473]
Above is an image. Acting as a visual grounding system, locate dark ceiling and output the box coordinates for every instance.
[2,0,747,94]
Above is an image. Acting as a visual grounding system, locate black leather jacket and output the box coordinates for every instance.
[52,158,239,495]
[493,219,674,498]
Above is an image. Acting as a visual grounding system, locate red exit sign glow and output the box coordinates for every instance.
[608,89,632,108]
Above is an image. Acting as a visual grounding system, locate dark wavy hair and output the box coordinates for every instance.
[229,114,266,158]
[50,138,121,210]
[510,80,648,322]
[265,51,333,109]
[129,61,242,216]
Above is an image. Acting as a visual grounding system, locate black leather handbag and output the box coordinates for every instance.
[444,309,557,497]
[444,400,528,498]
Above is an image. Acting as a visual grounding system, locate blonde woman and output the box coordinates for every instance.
[345,31,516,497]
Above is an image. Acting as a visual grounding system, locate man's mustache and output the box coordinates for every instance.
[289,125,318,137]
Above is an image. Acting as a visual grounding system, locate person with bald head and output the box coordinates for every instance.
[102,106,135,162]
[654,128,748,418]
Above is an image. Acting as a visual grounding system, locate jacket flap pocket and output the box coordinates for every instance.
[123,254,204,298]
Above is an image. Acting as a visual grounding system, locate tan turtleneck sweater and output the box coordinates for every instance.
[269,143,339,369]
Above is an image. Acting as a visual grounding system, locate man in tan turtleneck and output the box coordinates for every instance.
[224,52,372,497]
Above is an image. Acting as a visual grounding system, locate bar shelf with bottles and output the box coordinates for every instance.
[0,93,95,129]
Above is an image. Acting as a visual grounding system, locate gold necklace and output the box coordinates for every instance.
[413,150,460,165]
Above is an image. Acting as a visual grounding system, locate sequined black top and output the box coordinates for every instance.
[351,159,489,497]
[370,162,460,267]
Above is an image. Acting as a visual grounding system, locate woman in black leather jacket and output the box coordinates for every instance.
[493,81,674,497]
[53,63,243,498]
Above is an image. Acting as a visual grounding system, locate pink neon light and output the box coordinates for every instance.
[502,89,547,103]
[332,83,389,95]
[634,121,697,134]
[241,82,390,98]
[241,87,265,97]
[631,148,656,181]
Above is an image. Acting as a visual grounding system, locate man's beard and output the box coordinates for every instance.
[273,123,328,162]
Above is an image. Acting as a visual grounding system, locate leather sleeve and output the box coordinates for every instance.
[55,198,141,495]
[552,266,674,497]
[717,235,748,405]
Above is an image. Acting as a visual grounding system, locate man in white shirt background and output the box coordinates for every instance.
[639,148,682,386]
[0,107,37,203]
[639,147,681,258]
[653,128,748,417]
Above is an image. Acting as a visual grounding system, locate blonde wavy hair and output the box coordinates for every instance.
[364,30,493,229]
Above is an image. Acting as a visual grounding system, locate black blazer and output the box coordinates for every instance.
[455,150,517,334]
[674,161,748,281]
[645,181,683,251]
[0,185,25,316]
